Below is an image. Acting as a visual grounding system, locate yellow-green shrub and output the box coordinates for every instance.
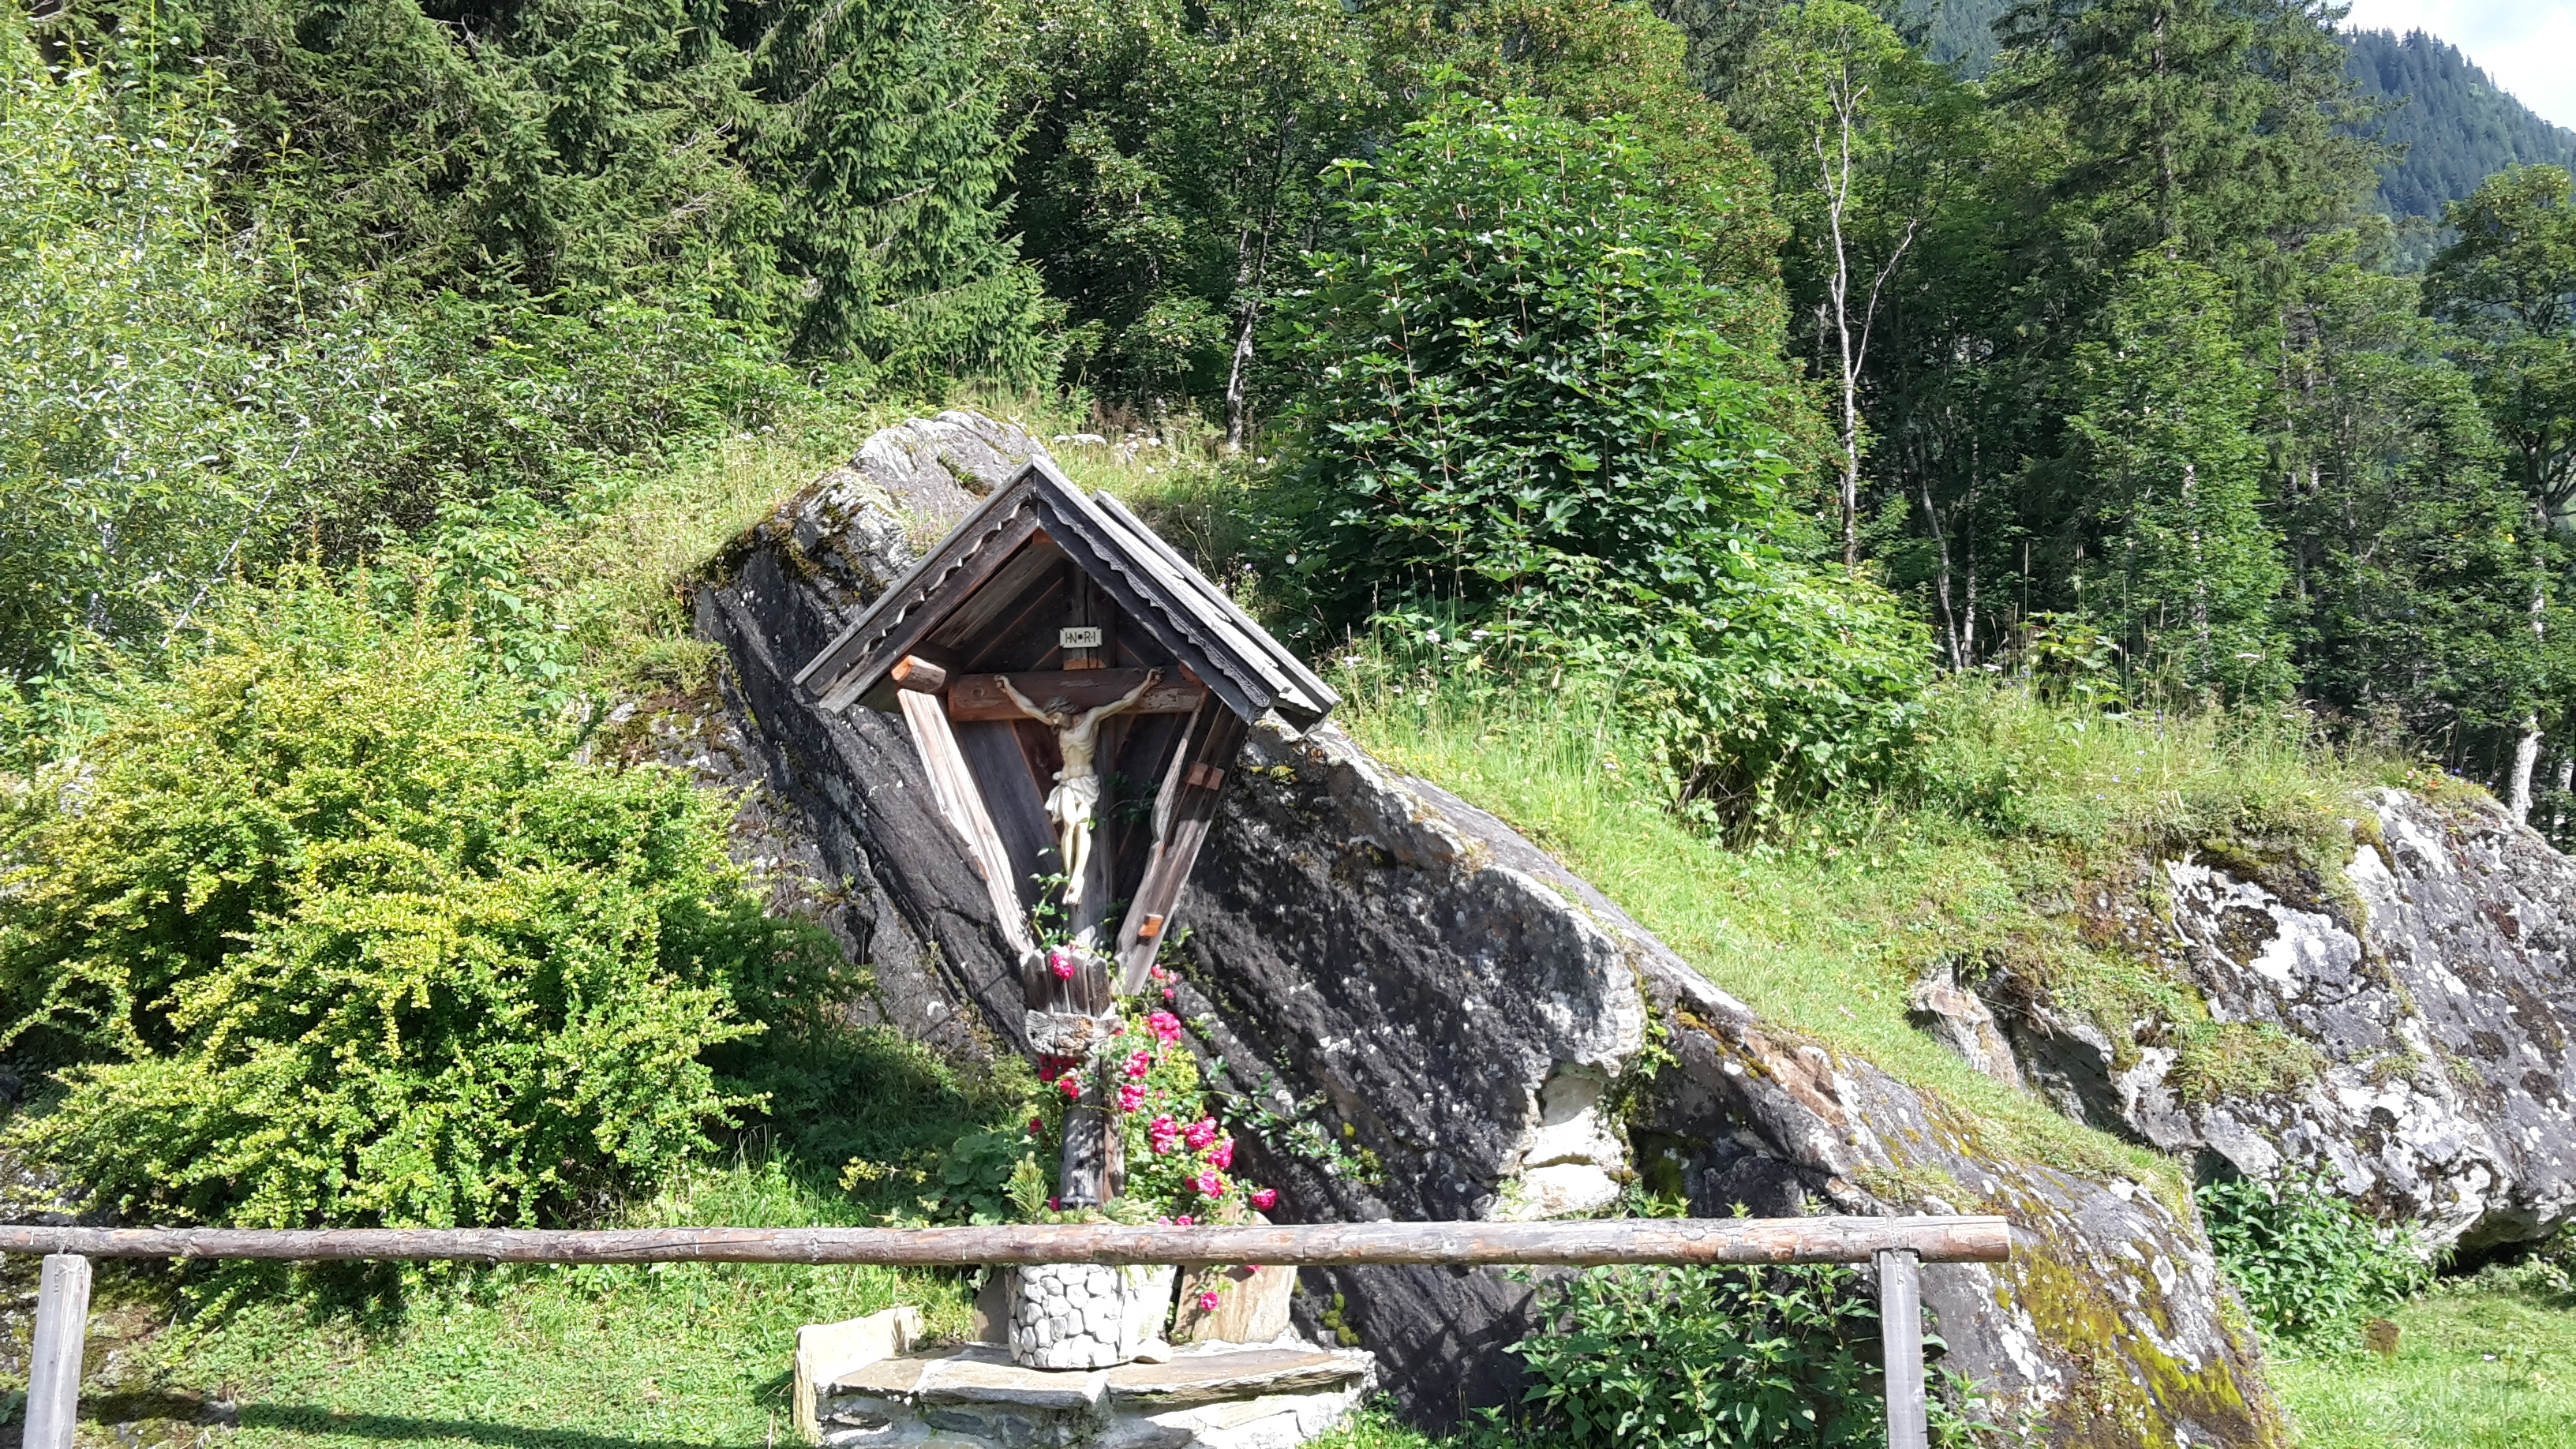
[0,579,837,1226]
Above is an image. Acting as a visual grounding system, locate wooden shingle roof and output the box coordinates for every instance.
[794,457,1339,726]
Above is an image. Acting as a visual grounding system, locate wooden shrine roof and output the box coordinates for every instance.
[794,456,1340,726]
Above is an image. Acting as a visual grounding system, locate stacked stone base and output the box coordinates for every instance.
[803,1328,1372,1449]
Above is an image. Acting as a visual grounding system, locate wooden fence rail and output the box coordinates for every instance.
[2,1215,2011,1449]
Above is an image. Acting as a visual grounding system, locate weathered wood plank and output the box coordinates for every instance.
[24,1253,89,1449]
[1876,1247,1929,1449]
[953,718,1059,912]
[1116,708,1248,991]
[891,655,949,692]
[898,691,1032,951]
[948,670,1204,722]
[0,1218,2013,1267]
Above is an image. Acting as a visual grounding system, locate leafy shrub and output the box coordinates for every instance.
[1492,1262,1889,1447]
[0,578,840,1227]
[2200,1173,2436,1341]
[1277,98,1926,826]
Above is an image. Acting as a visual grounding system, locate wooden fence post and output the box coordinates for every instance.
[24,1252,92,1449]
[1875,1246,1928,1449]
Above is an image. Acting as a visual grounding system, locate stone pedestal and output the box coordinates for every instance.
[1008,1263,1178,1370]
[804,1336,1376,1449]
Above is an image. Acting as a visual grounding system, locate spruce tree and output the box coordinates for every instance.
[742,0,1049,380]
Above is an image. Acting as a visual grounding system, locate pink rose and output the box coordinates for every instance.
[1048,1196,1061,1211]
[1175,1215,1194,1226]
[1118,1083,1146,1112]
[1148,1010,1183,1043]
[1183,1117,1218,1150]
[1055,1073,1084,1100]
[1151,966,1168,982]
[1209,1136,1234,1170]
[1125,1049,1153,1079]
[1148,1114,1181,1154]
[1049,947,1076,980]
[1192,1170,1226,1198]
[1196,1290,1222,1312]
[1249,1188,1278,1211]
[1163,987,1176,1001]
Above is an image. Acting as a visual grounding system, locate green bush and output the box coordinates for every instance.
[2200,1173,2436,1341]
[0,578,840,1227]
[1491,1263,1887,1447]
[1276,97,1926,827]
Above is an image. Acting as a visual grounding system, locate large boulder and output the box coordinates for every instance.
[681,411,2289,1447]
[1960,792,2576,1255]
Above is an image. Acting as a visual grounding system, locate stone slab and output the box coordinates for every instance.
[916,1350,1109,1411]
[1105,1349,1365,1408]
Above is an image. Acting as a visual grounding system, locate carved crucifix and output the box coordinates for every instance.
[996,668,1163,909]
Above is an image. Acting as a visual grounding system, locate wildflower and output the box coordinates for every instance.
[1125,1049,1153,1079]
[1048,947,1077,980]
[1149,1114,1181,1153]
[1208,1136,1234,1170]
[1118,1083,1147,1112]
[1197,1290,1222,1313]
[1184,1117,1218,1150]
[1249,1188,1278,1211]
[1148,1010,1184,1043]
[1192,1170,1226,1198]
[1056,1073,1084,1100]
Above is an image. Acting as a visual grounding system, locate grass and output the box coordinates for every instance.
[1324,650,2448,1209]
[56,1154,987,1449]
[2267,1267,2576,1449]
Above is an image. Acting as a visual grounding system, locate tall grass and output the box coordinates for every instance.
[1330,643,2454,1203]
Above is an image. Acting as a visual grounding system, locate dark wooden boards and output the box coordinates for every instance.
[1116,703,1249,991]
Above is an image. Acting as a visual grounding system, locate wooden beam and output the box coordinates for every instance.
[1116,706,1247,991]
[24,1254,89,1449]
[1877,1247,1930,1449]
[947,670,1204,722]
[891,655,949,692]
[0,1217,2014,1267]
[898,690,1032,953]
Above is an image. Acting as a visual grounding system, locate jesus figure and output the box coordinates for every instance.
[998,668,1163,907]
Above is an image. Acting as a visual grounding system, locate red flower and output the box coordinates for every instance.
[1148,1010,1183,1043]
[1148,1114,1181,1154]
[1196,1290,1222,1312]
[1209,1136,1234,1170]
[1026,1118,1044,1136]
[1055,1073,1084,1100]
[1175,1215,1194,1226]
[1163,987,1176,1001]
[1183,1117,1218,1150]
[1117,1083,1146,1112]
[1192,1170,1226,1198]
[1124,1049,1153,1079]
[1048,947,1077,980]
[1249,1188,1278,1211]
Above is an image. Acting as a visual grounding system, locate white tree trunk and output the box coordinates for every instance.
[2510,714,2544,824]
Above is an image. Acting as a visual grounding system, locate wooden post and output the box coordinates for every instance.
[1876,1246,1928,1449]
[25,1252,91,1449]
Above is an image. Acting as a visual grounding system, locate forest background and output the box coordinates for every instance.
[9,0,2576,1443]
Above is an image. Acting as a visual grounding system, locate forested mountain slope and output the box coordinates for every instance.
[2346,28,2576,219]
[1886,2,2575,220]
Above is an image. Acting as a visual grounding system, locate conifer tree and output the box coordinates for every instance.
[2062,256,2288,696]
[743,0,1050,381]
